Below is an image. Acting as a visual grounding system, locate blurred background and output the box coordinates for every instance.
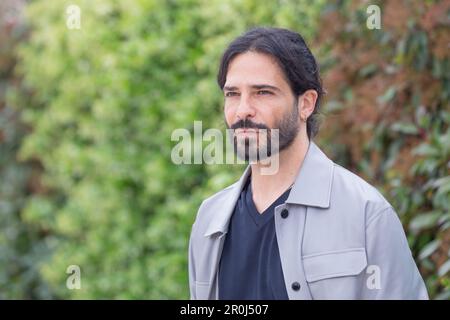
[0,0,449,299]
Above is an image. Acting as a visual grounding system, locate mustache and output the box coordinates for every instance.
[230,119,270,131]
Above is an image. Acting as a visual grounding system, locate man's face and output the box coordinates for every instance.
[223,51,300,161]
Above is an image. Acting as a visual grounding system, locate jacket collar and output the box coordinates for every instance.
[203,166,251,237]
[286,141,334,208]
[203,141,334,237]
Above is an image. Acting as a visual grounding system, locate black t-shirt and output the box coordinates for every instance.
[218,178,290,300]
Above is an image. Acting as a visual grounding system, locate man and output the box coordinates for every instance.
[188,27,428,300]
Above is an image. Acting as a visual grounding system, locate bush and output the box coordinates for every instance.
[317,0,449,299]
[0,0,54,299]
[7,0,447,299]
[11,0,325,298]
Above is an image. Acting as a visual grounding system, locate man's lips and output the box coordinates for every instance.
[234,128,259,134]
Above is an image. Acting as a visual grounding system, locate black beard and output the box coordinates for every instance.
[226,101,299,162]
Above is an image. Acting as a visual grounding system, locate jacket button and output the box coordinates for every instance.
[291,282,301,291]
[281,209,289,219]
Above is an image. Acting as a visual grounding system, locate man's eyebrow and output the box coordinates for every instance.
[223,86,239,91]
[251,84,281,92]
[223,84,281,92]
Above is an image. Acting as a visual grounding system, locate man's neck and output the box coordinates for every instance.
[250,135,309,213]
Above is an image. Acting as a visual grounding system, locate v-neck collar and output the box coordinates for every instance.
[244,178,291,228]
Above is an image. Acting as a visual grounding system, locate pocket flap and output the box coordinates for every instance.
[303,248,367,282]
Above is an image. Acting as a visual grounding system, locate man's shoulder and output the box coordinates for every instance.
[192,179,241,229]
[201,181,240,207]
[332,163,387,200]
[331,162,394,219]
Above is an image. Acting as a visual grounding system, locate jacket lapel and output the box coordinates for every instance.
[202,165,251,299]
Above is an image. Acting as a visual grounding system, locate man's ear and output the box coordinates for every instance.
[298,89,318,120]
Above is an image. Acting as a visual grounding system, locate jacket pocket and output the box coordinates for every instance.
[303,248,367,282]
[194,281,211,300]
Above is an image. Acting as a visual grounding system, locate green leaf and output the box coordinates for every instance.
[418,239,441,260]
[377,87,396,104]
[410,211,442,233]
[438,260,450,277]
[390,122,419,135]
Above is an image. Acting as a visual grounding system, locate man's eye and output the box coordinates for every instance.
[257,90,273,95]
[225,92,239,97]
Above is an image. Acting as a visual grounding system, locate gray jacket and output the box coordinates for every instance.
[188,141,429,299]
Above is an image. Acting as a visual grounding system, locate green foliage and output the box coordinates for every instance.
[318,0,449,299]
[6,0,447,300]
[10,0,325,298]
[0,0,54,299]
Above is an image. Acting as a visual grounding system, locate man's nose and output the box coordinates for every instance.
[236,95,256,120]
